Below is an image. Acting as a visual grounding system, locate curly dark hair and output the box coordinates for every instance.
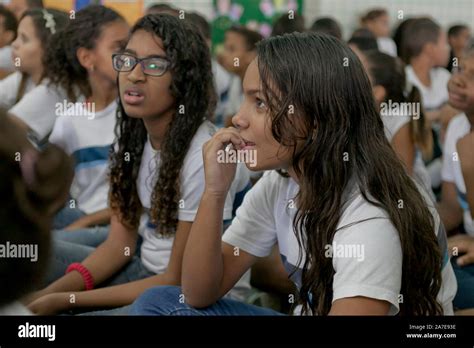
[257,32,443,315]
[43,5,124,101]
[109,14,216,235]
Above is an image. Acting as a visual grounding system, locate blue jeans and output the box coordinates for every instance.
[451,257,474,309]
[53,205,86,230]
[46,229,152,315]
[130,286,283,316]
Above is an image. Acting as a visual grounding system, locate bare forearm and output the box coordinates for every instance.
[182,191,226,306]
[437,201,463,232]
[45,238,136,293]
[70,273,177,308]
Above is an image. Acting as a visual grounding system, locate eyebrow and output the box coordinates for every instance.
[244,88,262,96]
[122,49,167,59]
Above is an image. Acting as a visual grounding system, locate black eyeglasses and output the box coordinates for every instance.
[112,53,171,77]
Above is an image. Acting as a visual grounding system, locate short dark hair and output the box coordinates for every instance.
[348,36,378,51]
[401,18,441,62]
[146,3,179,16]
[271,12,305,36]
[26,0,44,9]
[227,26,263,51]
[361,8,387,24]
[310,17,342,40]
[0,5,17,40]
[448,24,469,38]
[186,12,210,40]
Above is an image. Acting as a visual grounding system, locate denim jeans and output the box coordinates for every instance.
[53,205,86,230]
[451,257,474,309]
[45,228,151,315]
[130,285,283,316]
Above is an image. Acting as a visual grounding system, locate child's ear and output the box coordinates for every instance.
[76,47,94,72]
[373,85,387,104]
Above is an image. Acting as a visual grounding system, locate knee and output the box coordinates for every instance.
[131,286,183,315]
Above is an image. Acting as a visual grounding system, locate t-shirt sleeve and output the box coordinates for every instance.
[331,217,402,315]
[177,146,233,222]
[0,72,21,110]
[9,84,65,140]
[222,172,278,257]
[381,114,411,143]
[48,116,70,153]
[441,116,459,183]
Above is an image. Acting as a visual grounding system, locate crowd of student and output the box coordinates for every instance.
[0,0,473,316]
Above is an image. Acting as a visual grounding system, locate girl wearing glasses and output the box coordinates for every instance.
[27,14,249,315]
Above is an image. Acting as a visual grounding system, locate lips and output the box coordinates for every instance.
[123,87,145,105]
[241,137,256,149]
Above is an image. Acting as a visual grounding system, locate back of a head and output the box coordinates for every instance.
[271,12,305,37]
[348,28,378,51]
[146,3,179,16]
[310,17,342,40]
[448,24,469,38]
[186,12,211,41]
[361,8,387,25]
[228,26,263,51]
[0,5,18,42]
[26,0,43,9]
[400,17,441,64]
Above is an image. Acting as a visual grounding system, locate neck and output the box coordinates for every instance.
[143,107,175,151]
[411,56,433,87]
[88,76,117,111]
[466,112,474,128]
[287,166,299,184]
[30,68,43,85]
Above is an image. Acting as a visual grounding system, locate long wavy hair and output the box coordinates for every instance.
[109,14,216,235]
[257,32,443,315]
[43,5,124,101]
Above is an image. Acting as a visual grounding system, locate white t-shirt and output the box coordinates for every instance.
[377,37,397,57]
[49,100,116,214]
[0,45,14,70]
[381,111,434,201]
[405,66,451,112]
[223,76,243,120]
[137,120,250,275]
[0,301,32,315]
[9,83,71,141]
[441,113,473,235]
[0,71,35,110]
[223,170,456,315]
[212,59,232,127]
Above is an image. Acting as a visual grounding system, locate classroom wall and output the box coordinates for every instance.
[146,0,473,39]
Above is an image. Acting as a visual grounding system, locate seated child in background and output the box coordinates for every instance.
[348,27,379,53]
[0,109,73,315]
[447,24,471,72]
[309,17,342,40]
[47,6,129,231]
[438,45,474,309]
[361,8,397,57]
[0,5,17,78]
[401,17,459,193]
[363,50,435,201]
[218,26,263,127]
[1,9,67,131]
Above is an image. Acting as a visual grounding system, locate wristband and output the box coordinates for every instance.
[66,263,94,290]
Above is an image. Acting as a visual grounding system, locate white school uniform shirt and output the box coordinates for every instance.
[137,120,250,276]
[381,110,434,201]
[9,82,70,141]
[377,37,397,57]
[405,66,451,112]
[0,45,14,70]
[0,302,32,315]
[223,170,457,315]
[49,100,117,214]
[441,113,473,235]
[0,71,35,110]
